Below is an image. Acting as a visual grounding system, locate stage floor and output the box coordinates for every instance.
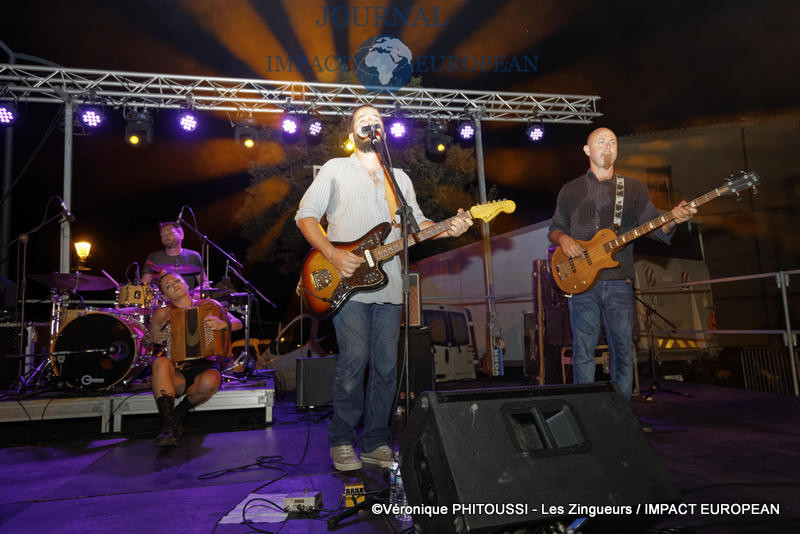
[1,379,798,534]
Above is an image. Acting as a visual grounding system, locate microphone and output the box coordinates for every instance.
[177,206,185,223]
[58,197,76,222]
[357,123,382,138]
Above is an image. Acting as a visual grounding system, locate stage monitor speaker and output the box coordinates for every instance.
[400,383,678,534]
[296,356,336,409]
[400,272,421,327]
[397,326,434,406]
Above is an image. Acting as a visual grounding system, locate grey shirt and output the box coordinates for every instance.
[143,249,202,289]
[295,153,429,305]
[549,171,672,280]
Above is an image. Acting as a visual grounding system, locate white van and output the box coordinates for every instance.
[421,304,478,381]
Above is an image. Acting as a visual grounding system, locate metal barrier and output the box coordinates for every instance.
[638,269,800,396]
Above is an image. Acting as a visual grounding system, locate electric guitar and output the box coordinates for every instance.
[299,200,516,317]
[550,170,760,294]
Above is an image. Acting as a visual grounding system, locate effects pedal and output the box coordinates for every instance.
[283,490,322,512]
[344,483,366,508]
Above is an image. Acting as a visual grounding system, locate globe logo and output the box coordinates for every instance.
[354,35,413,92]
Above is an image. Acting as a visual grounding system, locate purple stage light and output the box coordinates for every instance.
[80,107,103,128]
[307,119,323,137]
[458,121,475,140]
[526,123,544,142]
[281,115,299,135]
[178,111,198,132]
[388,119,407,139]
[0,102,15,125]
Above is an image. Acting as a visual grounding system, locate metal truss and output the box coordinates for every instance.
[0,63,601,123]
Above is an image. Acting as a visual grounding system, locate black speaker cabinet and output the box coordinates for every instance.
[296,356,336,409]
[397,327,434,406]
[400,383,678,534]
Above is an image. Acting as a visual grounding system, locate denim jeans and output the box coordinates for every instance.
[568,279,635,400]
[329,301,401,452]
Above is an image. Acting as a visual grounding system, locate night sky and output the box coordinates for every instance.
[2,0,799,324]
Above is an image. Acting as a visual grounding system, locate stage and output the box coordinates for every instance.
[0,378,798,534]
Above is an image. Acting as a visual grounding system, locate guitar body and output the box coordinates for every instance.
[298,200,518,317]
[300,222,392,318]
[550,229,620,294]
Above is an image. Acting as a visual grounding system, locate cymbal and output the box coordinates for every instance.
[189,287,232,298]
[152,263,201,276]
[29,272,116,291]
[115,307,157,315]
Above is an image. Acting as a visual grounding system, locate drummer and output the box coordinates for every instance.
[141,221,205,290]
[148,272,242,447]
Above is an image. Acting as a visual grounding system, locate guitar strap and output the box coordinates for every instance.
[612,175,625,231]
[384,171,399,224]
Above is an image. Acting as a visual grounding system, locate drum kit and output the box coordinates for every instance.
[20,263,224,393]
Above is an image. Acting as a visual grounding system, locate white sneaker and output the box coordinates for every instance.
[330,445,362,471]
[361,445,394,468]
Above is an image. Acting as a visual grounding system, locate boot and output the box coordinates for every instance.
[173,397,195,438]
[154,394,180,447]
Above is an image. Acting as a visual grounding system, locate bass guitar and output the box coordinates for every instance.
[550,170,760,294]
[299,200,516,317]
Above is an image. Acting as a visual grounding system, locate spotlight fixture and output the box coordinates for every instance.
[178,109,198,132]
[457,119,475,141]
[424,122,449,158]
[74,241,92,261]
[526,119,545,142]
[281,113,301,140]
[341,135,355,153]
[0,101,17,125]
[234,120,259,149]
[125,110,153,147]
[307,117,323,138]
[387,116,409,141]
[78,105,104,128]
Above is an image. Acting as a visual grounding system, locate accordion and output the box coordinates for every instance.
[168,299,231,362]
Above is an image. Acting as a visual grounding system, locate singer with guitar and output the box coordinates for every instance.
[296,104,472,471]
[548,127,696,400]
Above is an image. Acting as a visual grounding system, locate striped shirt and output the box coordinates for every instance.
[549,171,672,280]
[295,153,430,304]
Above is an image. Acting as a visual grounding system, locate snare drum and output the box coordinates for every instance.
[50,312,148,391]
[117,284,158,309]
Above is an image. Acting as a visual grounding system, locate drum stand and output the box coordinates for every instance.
[15,290,69,395]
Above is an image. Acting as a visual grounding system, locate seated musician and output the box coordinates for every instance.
[148,272,242,447]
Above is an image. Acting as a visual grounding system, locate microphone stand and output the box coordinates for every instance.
[228,265,276,377]
[634,294,691,400]
[7,210,66,358]
[371,131,419,422]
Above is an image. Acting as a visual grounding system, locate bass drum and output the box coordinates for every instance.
[50,312,148,391]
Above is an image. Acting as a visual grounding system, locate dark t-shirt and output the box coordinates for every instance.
[143,249,202,289]
[549,172,672,280]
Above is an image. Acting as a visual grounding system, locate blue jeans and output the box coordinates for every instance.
[568,279,635,400]
[329,301,401,452]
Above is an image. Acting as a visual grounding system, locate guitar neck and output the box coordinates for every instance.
[607,186,724,251]
[372,212,469,261]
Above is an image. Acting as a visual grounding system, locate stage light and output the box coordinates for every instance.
[526,119,545,142]
[457,120,475,141]
[424,122,449,159]
[125,110,153,147]
[74,241,92,261]
[78,105,104,128]
[0,101,17,125]
[387,117,409,140]
[342,135,355,153]
[281,113,301,140]
[178,109,198,132]
[234,120,259,149]
[307,118,323,137]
